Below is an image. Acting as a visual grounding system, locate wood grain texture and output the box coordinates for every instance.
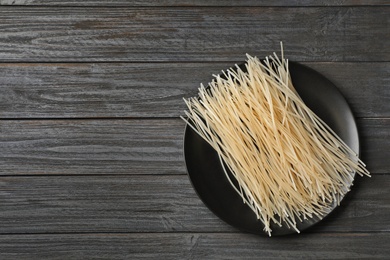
[0,119,388,176]
[0,119,186,175]
[0,7,388,62]
[0,3,387,259]
[0,232,389,259]
[1,0,388,6]
[0,62,388,118]
[360,118,390,174]
[0,175,387,234]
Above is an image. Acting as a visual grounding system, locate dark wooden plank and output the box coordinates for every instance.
[0,0,388,6]
[0,232,389,259]
[0,62,388,118]
[0,7,388,62]
[0,118,388,176]
[0,175,231,234]
[0,175,387,234]
[0,119,186,175]
[360,119,390,175]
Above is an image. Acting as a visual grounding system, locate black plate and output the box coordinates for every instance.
[183,61,359,236]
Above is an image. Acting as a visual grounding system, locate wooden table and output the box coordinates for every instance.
[0,1,389,259]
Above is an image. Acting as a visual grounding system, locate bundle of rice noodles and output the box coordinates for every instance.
[181,45,370,236]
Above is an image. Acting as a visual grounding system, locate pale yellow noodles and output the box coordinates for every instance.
[181,47,370,236]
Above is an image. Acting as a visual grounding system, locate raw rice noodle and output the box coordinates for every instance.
[181,45,370,236]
